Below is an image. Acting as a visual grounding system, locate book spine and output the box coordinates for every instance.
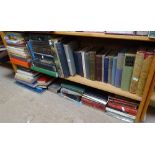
[85,53,90,79]
[108,56,113,84]
[104,57,109,83]
[136,53,154,96]
[102,55,105,82]
[89,52,96,80]
[64,44,76,76]
[121,54,135,91]
[95,55,102,81]
[129,52,144,94]
[112,57,117,85]
[82,52,87,78]
[55,42,70,78]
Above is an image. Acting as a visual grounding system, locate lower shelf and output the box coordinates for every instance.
[65,75,142,102]
[31,65,58,77]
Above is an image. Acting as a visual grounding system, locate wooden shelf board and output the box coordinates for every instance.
[65,75,142,101]
[52,31,155,42]
[151,91,155,102]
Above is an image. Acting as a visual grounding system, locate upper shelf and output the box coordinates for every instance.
[52,31,155,42]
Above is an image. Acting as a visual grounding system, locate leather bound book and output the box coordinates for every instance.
[89,51,96,80]
[95,54,102,81]
[73,51,84,77]
[114,51,125,87]
[121,53,136,91]
[136,52,154,96]
[55,42,70,78]
[130,51,145,94]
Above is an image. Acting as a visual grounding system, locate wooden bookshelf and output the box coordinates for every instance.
[151,91,155,103]
[52,31,155,42]
[65,75,142,101]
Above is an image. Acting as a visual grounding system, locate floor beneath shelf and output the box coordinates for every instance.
[0,64,154,123]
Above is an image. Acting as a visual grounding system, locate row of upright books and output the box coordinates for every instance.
[4,32,155,97]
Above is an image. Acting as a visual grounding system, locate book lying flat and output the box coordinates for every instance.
[48,81,61,93]
[60,88,82,96]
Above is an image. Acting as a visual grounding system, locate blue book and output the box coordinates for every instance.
[73,51,84,77]
[112,56,117,85]
[27,41,35,60]
[55,42,70,78]
[114,52,125,87]
[104,57,109,83]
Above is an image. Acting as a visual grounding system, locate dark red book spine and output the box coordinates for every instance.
[81,97,105,111]
[107,101,137,116]
[95,55,102,81]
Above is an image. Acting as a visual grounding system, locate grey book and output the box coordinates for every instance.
[64,41,78,76]
[48,81,61,93]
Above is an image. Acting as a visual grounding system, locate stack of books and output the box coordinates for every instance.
[81,90,108,111]
[15,67,54,93]
[5,32,31,68]
[60,82,85,103]
[0,40,8,61]
[106,96,139,122]
[26,34,59,77]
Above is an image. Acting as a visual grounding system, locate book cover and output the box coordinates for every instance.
[89,51,96,80]
[108,56,113,84]
[136,52,154,96]
[95,54,102,81]
[130,51,145,94]
[55,42,70,78]
[112,56,117,85]
[60,88,82,96]
[64,41,78,76]
[114,51,125,87]
[104,56,109,83]
[73,51,84,77]
[121,53,136,91]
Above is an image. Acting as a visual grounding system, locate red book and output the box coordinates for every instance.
[81,97,105,111]
[37,76,52,83]
[107,101,137,116]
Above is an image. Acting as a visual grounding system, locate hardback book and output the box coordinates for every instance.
[64,41,78,76]
[105,31,135,35]
[17,69,39,77]
[10,54,31,62]
[107,100,137,116]
[73,51,84,77]
[60,88,82,96]
[61,83,85,94]
[121,53,136,91]
[105,107,136,120]
[136,31,149,36]
[37,76,55,85]
[49,37,64,78]
[95,54,102,81]
[136,52,154,96]
[89,51,96,80]
[81,96,105,111]
[61,93,81,102]
[112,56,117,85]
[15,79,37,88]
[55,41,70,78]
[82,52,90,79]
[114,51,125,87]
[104,56,109,83]
[148,31,155,38]
[130,51,145,94]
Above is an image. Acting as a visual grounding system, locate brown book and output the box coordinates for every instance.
[136,52,154,96]
[95,54,102,81]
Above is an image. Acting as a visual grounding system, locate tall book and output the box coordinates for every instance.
[63,41,78,76]
[136,52,154,96]
[55,42,70,78]
[129,51,145,94]
[112,56,117,85]
[73,51,84,77]
[89,51,96,80]
[115,51,125,87]
[104,56,109,83]
[95,54,102,81]
[121,53,136,91]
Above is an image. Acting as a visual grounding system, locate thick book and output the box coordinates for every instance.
[104,56,109,83]
[108,55,114,84]
[121,53,136,91]
[112,56,117,85]
[55,42,70,78]
[114,52,125,87]
[95,54,102,81]
[82,52,90,79]
[73,51,84,77]
[136,31,149,36]
[136,52,154,96]
[81,96,105,111]
[64,41,78,76]
[61,88,82,96]
[89,51,96,80]
[17,69,39,77]
[130,51,145,94]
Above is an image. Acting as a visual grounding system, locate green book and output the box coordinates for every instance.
[61,83,85,94]
[121,53,136,91]
[89,51,96,80]
[31,66,58,77]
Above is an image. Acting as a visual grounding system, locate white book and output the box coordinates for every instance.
[105,107,136,120]
[17,69,39,77]
[81,52,87,78]
[0,47,6,51]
